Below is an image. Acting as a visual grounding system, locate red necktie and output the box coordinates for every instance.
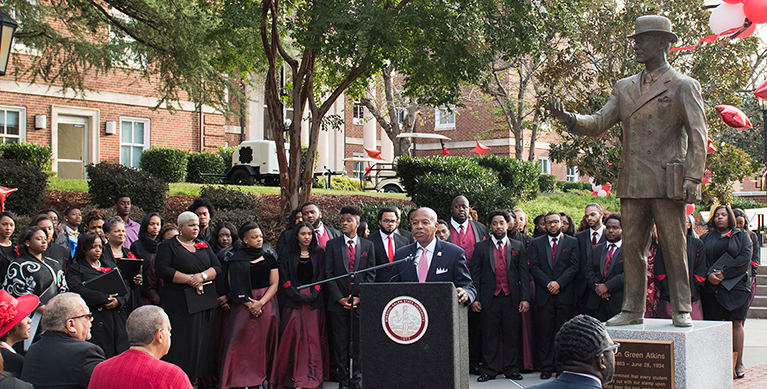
[347,240,356,272]
[591,231,598,247]
[551,237,558,265]
[604,244,615,279]
[315,229,322,238]
[459,225,465,237]
[387,236,394,263]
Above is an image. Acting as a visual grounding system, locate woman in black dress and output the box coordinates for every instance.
[272,221,327,389]
[733,208,761,307]
[0,212,17,282]
[220,222,279,389]
[211,221,238,387]
[0,289,38,377]
[155,211,221,384]
[131,213,162,306]
[67,233,129,357]
[700,205,752,379]
[102,217,142,311]
[30,215,70,267]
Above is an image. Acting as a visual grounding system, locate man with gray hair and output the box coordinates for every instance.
[88,306,192,389]
[21,293,105,389]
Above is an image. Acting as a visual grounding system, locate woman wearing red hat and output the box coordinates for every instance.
[0,289,39,377]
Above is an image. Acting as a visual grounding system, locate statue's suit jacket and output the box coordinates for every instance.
[568,66,707,198]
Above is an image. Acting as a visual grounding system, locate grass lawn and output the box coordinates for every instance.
[48,177,410,200]
[518,192,622,221]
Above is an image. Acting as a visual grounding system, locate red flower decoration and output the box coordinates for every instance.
[99,267,111,273]
[127,252,136,259]
[194,241,208,249]
[14,246,18,256]
[0,301,17,328]
[727,231,732,238]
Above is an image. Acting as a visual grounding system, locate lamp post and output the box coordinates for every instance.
[0,10,17,77]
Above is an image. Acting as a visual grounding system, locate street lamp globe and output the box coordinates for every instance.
[0,10,18,77]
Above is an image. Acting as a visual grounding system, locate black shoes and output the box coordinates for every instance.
[540,371,552,380]
[477,373,496,382]
[504,372,523,380]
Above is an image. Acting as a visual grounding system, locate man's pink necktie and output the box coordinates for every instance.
[418,249,428,283]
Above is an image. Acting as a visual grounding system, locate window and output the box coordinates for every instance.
[435,106,455,130]
[0,107,26,144]
[352,152,365,178]
[352,100,365,124]
[539,157,550,174]
[120,118,150,168]
[566,166,579,182]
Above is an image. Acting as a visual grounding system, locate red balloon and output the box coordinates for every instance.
[744,0,767,24]
[755,80,767,99]
[724,0,744,4]
[686,204,695,216]
[0,187,17,212]
[470,141,491,156]
[738,21,757,37]
[715,105,753,129]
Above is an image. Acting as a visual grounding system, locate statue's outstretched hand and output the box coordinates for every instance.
[683,179,702,203]
[548,96,571,123]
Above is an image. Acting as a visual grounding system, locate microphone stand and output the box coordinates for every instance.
[298,254,416,386]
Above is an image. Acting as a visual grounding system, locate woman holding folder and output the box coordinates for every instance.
[155,211,221,385]
[700,205,752,379]
[67,232,129,357]
[102,217,143,311]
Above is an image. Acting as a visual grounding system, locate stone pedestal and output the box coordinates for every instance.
[606,319,732,389]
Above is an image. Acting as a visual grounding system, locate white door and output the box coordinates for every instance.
[57,116,88,180]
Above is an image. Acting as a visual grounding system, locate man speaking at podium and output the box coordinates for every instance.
[390,207,476,305]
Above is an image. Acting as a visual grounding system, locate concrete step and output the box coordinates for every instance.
[755,285,767,295]
[748,306,767,319]
[752,296,767,308]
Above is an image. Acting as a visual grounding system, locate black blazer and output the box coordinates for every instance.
[575,229,605,297]
[323,224,342,240]
[368,230,410,282]
[395,228,414,244]
[447,220,489,245]
[471,238,530,307]
[700,228,752,310]
[654,235,707,302]
[278,248,325,310]
[324,236,375,312]
[20,331,106,389]
[528,234,580,306]
[584,242,624,312]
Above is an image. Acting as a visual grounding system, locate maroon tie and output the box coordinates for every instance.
[551,237,558,265]
[459,225,465,237]
[347,241,356,272]
[604,244,615,279]
[591,231,598,247]
[387,236,394,263]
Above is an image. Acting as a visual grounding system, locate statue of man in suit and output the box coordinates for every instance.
[549,15,707,327]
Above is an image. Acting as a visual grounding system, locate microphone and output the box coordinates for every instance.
[411,246,424,266]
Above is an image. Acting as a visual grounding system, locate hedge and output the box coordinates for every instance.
[186,152,226,184]
[140,147,188,183]
[538,174,557,193]
[0,142,52,170]
[219,146,237,170]
[557,180,593,193]
[359,201,415,231]
[200,186,260,211]
[0,160,48,216]
[86,162,168,212]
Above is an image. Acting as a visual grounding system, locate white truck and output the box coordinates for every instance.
[224,140,281,185]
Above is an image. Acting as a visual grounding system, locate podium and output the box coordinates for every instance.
[360,282,468,389]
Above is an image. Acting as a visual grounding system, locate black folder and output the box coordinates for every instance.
[117,258,144,281]
[82,268,129,296]
[184,282,218,314]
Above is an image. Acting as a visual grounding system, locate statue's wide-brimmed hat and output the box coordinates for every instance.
[627,15,678,43]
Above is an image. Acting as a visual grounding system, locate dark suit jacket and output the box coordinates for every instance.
[654,235,707,302]
[390,239,477,304]
[396,228,414,244]
[447,220,489,245]
[21,331,106,389]
[323,223,342,240]
[324,236,375,312]
[527,372,603,389]
[471,238,530,308]
[575,229,606,297]
[279,248,325,310]
[700,228,753,310]
[369,230,411,282]
[584,242,624,312]
[528,234,580,306]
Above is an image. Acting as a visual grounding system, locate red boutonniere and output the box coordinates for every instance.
[127,252,136,259]
[727,231,732,238]
[194,241,208,249]
[99,267,111,273]
[14,246,18,256]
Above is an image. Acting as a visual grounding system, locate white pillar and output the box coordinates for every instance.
[246,82,264,141]
[381,128,394,162]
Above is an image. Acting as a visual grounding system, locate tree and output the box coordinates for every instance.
[703,143,752,206]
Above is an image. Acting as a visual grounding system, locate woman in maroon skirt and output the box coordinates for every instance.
[220,222,279,389]
[272,221,327,389]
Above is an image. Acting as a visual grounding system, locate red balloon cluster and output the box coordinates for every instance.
[715,105,753,129]
[708,0,765,38]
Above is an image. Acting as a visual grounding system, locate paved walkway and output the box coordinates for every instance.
[467,318,767,388]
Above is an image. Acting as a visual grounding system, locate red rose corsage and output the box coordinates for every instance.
[127,252,136,259]
[727,231,732,238]
[194,241,208,249]
[99,267,111,273]
[0,301,17,327]
[14,246,18,256]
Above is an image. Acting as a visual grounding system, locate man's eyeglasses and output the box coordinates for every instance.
[381,219,398,224]
[596,342,620,358]
[68,313,93,322]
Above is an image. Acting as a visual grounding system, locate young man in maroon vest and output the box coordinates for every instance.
[302,201,341,249]
[447,195,488,374]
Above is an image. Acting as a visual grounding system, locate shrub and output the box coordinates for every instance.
[359,201,415,231]
[538,174,558,193]
[219,146,237,169]
[139,147,188,183]
[86,162,168,213]
[476,156,540,201]
[0,141,52,170]
[558,180,592,193]
[186,152,226,184]
[211,208,261,231]
[200,186,261,212]
[0,160,48,216]
[732,197,766,210]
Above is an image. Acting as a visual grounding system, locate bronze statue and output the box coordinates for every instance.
[549,15,707,327]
